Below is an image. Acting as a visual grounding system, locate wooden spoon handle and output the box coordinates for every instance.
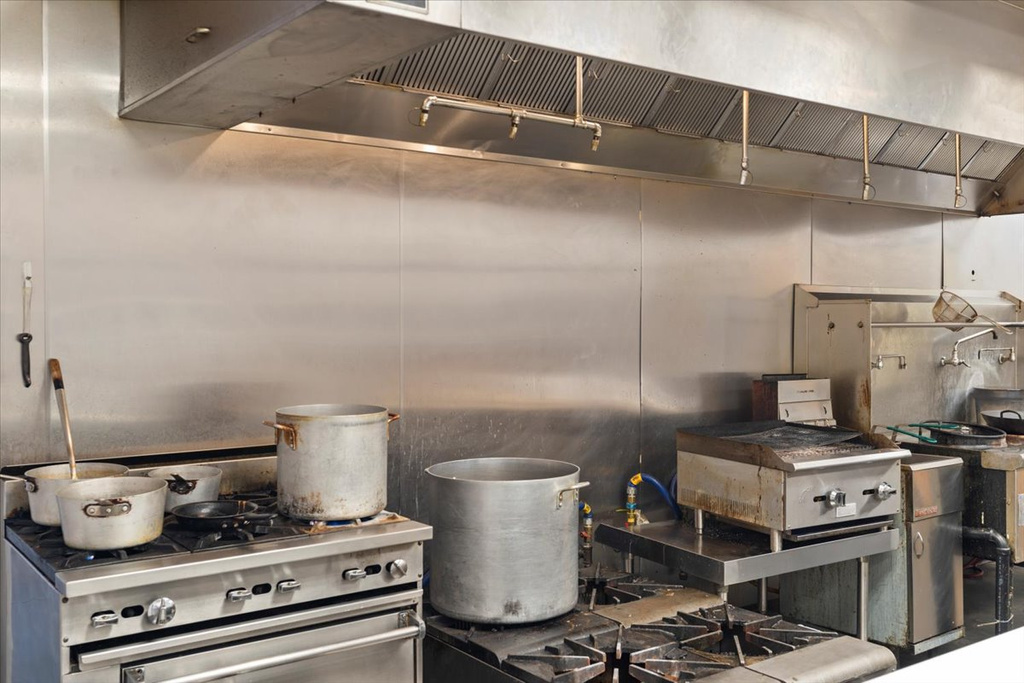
[49,359,77,479]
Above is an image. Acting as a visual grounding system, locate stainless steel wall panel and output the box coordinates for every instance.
[0,0,48,465]
[810,201,942,289]
[942,214,1024,294]
[398,153,642,521]
[639,182,812,482]
[40,0,402,459]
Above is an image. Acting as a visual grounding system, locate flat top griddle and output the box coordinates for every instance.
[677,421,905,472]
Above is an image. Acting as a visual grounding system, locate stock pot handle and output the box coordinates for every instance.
[557,481,590,509]
[262,421,297,451]
[23,475,37,493]
[387,412,400,441]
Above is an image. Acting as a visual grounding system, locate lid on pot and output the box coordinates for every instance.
[275,404,388,418]
[426,457,579,482]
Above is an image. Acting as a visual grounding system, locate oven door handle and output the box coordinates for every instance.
[141,611,424,683]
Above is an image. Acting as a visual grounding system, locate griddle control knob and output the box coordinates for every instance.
[387,559,409,579]
[146,597,176,626]
[827,489,847,508]
[876,482,897,501]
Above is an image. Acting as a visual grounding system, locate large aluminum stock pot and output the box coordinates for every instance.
[264,404,399,520]
[426,457,589,624]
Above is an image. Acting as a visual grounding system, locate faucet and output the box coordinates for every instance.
[979,347,1017,364]
[940,329,998,368]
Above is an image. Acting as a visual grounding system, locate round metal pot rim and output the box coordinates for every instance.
[426,457,579,483]
[147,464,222,480]
[275,404,388,420]
[57,475,168,502]
[25,462,129,481]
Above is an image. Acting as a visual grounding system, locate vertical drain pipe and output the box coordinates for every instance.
[857,557,869,641]
[963,527,1013,634]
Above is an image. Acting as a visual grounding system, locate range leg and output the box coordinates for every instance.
[858,556,869,641]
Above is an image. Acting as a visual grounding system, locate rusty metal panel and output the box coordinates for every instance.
[803,302,872,432]
[675,452,786,529]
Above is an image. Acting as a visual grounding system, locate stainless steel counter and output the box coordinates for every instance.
[594,522,899,586]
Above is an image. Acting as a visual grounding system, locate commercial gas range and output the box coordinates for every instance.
[423,574,897,683]
[2,451,430,683]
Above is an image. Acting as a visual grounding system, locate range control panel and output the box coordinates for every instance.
[62,542,423,645]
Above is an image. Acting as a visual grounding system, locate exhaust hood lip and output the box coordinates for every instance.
[230,121,991,217]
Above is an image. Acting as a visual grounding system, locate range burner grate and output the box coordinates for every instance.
[439,603,841,683]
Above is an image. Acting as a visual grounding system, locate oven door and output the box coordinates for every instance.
[75,591,423,683]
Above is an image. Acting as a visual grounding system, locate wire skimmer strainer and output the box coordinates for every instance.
[932,290,1012,334]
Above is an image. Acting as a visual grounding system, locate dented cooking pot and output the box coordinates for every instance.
[24,462,129,526]
[148,465,223,512]
[263,404,398,520]
[56,476,167,550]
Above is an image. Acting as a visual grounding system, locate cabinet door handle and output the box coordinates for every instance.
[913,532,925,557]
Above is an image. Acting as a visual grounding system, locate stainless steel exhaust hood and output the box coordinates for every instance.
[121,0,1024,216]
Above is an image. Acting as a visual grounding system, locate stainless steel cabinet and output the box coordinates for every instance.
[781,454,964,653]
[907,513,962,642]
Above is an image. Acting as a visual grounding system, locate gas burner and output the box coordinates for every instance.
[193,527,255,550]
[426,602,841,683]
[623,605,839,681]
[293,510,402,527]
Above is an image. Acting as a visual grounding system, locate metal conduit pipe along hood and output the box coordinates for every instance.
[120,0,1024,216]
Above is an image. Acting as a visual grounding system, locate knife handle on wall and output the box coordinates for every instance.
[17,332,32,387]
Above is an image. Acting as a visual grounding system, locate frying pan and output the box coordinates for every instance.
[981,410,1024,435]
[915,420,1007,447]
[171,500,276,531]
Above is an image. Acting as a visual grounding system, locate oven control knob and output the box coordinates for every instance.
[387,559,409,579]
[146,597,176,626]
[876,482,897,501]
[826,489,846,508]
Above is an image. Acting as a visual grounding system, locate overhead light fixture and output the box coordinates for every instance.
[739,90,752,185]
[861,114,876,201]
[953,133,966,208]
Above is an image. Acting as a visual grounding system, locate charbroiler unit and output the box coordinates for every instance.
[675,421,906,543]
[423,574,897,683]
[2,450,430,683]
